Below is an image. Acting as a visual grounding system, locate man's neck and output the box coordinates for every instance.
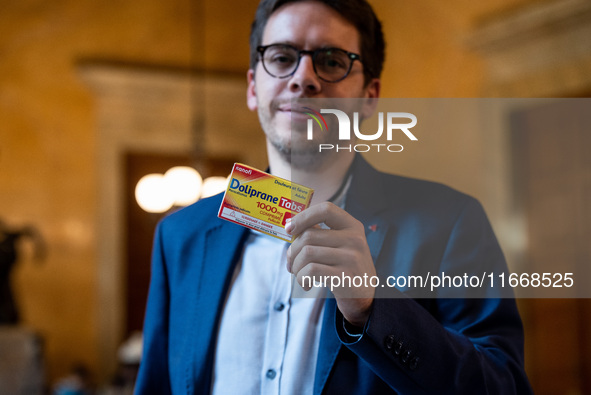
[266,141,355,205]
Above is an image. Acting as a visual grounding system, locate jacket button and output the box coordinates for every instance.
[393,341,404,356]
[384,335,396,350]
[273,302,285,311]
[401,350,412,364]
[266,369,277,379]
[409,357,420,370]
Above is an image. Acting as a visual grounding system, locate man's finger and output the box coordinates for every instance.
[289,245,350,275]
[288,227,341,263]
[286,202,360,235]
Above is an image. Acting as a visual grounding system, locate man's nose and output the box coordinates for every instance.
[288,54,321,95]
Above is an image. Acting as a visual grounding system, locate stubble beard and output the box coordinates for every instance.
[259,107,337,171]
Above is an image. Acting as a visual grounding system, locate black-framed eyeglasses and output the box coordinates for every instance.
[257,44,363,83]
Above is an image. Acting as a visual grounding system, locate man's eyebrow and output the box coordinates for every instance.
[262,41,297,47]
[262,41,347,50]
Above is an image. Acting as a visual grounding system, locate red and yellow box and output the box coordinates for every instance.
[218,163,314,242]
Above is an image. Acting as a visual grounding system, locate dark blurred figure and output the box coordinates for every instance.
[0,219,45,324]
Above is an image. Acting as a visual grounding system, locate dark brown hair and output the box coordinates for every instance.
[249,0,385,84]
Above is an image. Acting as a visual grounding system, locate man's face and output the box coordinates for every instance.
[247,1,380,168]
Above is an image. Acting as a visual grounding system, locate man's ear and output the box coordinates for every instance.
[246,69,258,111]
[362,78,381,118]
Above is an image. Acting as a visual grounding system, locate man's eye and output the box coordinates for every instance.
[270,53,296,64]
[326,58,346,68]
[319,54,347,70]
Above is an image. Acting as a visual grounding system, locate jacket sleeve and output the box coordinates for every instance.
[134,222,173,395]
[336,198,533,394]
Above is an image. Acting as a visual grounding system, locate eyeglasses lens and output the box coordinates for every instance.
[262,45,351,82]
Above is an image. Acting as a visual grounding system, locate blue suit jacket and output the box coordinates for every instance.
[135,156,532,394]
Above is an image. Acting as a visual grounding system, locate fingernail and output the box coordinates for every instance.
[285,218,293,234]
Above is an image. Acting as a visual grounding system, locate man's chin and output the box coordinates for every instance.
[277,144,335,171]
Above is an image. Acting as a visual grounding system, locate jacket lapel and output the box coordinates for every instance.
[346,155,390,271]
[314,298,341,395]
[187,218,249,392]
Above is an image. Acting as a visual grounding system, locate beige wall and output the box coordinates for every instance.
[0,0,569,386]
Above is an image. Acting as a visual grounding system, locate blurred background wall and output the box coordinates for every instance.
[1,0,590,393]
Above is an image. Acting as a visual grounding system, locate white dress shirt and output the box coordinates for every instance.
[211,231,325,395]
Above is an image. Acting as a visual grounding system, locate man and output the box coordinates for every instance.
[135,0,532,393]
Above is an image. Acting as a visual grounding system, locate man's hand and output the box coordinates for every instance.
[286,202,376,328]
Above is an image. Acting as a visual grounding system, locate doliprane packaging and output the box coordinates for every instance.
[218,163,314,242]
